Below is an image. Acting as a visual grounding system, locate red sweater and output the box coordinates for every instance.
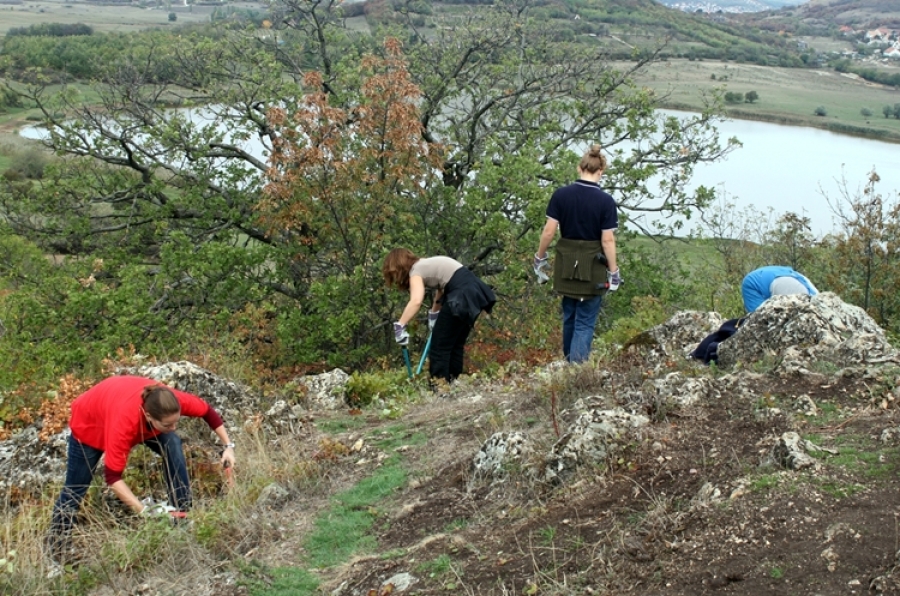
[69,375,224,485]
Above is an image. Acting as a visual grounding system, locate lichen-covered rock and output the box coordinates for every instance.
[0,426,68,499]
[716,293,898,369]
[471,432,530,480]
[297,369,350,410]
[771,431,819,470]
[544,407,649,484]
[126,361,260,420]
[636,311,724,362]
[643,372,722,407]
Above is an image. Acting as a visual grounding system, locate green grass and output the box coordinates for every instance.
[314,415,368,434]
[749,473,781,492]
[0,0,220,35]
[369,423,428,451]
[631,59,900,142]
[250,457,408,595]
[416,554,452,577]
[253,568,319,596]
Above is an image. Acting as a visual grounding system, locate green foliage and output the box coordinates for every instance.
[0,86,22,110]
[7,23,94,37]
[823,171,900,333]
[345,370,413,406]
[4,147,49,180]
[861,107,873,118]
[814,105,828,117]
[600,295,669,346]
[1,0,737,382]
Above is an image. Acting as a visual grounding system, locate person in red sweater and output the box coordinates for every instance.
[48,376,236,556]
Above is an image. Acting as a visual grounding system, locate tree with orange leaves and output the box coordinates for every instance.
[258,39,445,359]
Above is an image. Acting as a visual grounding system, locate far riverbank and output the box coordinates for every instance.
[631,59,900,146]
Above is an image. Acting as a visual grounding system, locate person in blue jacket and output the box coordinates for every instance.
[741,266,818,313]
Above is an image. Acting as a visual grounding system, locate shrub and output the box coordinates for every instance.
[814,106,827,117]
[345,370,413,406]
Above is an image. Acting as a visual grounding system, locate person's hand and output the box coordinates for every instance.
[221,444,236,469]
[428,311,439,330]
[140,502,177,518]
[607,268,622,292]
[393,322,409,345]
[533,253,550,284]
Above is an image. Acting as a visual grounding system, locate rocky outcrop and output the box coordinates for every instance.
[296,368,350,410]
[544,406,649,484]
[716,292,899,369]
[630,311,724,365]
[471,432,531,481]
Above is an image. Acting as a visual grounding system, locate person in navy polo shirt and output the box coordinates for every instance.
[533,144,620,363]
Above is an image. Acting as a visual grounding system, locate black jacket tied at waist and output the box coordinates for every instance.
[441,267,496,324]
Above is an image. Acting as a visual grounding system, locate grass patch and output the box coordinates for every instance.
[416,554,452,577]
[817,480,866,499]
[249,453,409,594]
[749,473,781,492]
[369,423,428,451]
[251,567,320,596]
[444,518,469,533]
[630,59,900,142]
[314,415,368,434]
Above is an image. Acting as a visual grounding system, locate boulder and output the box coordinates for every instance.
[634,311,724,363]
[716,293,899,369]
[0,426,68,500]
[471,431,531,481]
[296,369,351,410]
[126,360,260,420]
[544,407,649,484]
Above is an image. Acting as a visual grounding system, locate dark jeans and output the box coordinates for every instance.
[49,432,191,545]
[562,295,603,363]
[429,311,475,382]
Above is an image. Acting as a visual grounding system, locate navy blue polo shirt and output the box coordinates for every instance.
[546,180,618,239]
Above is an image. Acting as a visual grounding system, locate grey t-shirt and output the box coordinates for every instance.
[410,256,463,290]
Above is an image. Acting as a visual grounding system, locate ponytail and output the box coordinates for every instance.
[141,384,180,420]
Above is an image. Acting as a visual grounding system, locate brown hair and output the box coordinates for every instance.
[578,143,607,175]
[141,384,181,420]
[382,248,420,291]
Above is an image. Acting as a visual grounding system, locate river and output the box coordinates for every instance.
[660,113,900,238]
[20,111,900,239]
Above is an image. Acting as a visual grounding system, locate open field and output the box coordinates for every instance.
[629,58,900,141]
[0,0,263,35]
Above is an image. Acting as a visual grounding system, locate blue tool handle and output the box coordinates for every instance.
[416,331,433,376]
[402,346,413,378]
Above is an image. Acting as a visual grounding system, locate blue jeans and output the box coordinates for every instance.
[561,295,603,363]
[49,432,191,543]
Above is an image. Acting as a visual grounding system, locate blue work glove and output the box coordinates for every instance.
[393,322,409,345]
[428,311,439,330]
[533,253,550,284]
[607,268,622,292]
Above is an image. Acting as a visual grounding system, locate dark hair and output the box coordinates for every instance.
[141,384,181,420]
[578,143,607,175]
[382,248,420,291]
